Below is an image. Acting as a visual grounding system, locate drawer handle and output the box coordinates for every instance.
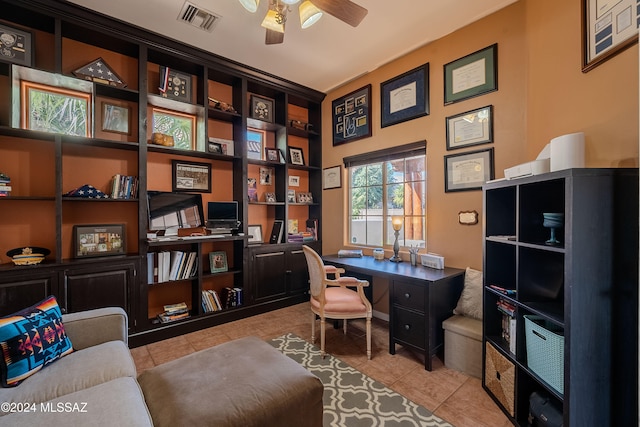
[404,293,410,299]
[404,324,411,331]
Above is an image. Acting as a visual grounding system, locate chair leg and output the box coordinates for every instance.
[366,317,372,360]
[320,316,326,359]
[343,319,347,335]
[311,311,316,343]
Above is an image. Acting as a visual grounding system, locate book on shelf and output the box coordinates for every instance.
[497,297,517,354]
[496,297,516,317]
[151,251,197,283]
[158,311,190,323]
[222,287,243,308]
[306,219,318,241]
[111,174,139,199]
[338,249,363,258]
[163,302,188,314]
[202,290,224,313]
[158,302,189,323]
[489,284,516,296]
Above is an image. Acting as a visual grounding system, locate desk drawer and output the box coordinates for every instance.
[392,280,425,312]
[392,306,425,349]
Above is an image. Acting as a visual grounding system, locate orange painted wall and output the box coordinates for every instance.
[321,0,638,274]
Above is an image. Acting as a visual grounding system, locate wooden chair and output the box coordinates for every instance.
[302,245,372,359]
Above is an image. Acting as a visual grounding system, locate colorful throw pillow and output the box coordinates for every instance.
[0,296,73,387]
[453,267,484,320]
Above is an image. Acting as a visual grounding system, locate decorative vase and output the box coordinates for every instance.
[542,213,564,245]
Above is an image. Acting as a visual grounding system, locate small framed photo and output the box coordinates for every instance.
[446,105,493,150]
[0,24,33,67]
[288,175,300,187]
[287,189,296,203]
[101,102,130,135]
[264,192,276,203]
[209,251,228,273]
[247,128,265,160]
[73,224,126,258]
[248,225,263,244]
[381,63,429,128]
[208,142,223,154]
[444,44,497,105]
[444,148,494,192]
[172,160,211,193]
[323,165,342,190]
[259,167,274,185]
[289,147,305,165]
[250,94,274,122]
[208,137,234,156]
[265,147,280,162]
[297,192,313,204]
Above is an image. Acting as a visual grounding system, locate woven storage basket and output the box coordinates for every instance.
[524,315,564,395]
[484,342,515,416]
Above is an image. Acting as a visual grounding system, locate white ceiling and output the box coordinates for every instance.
[66,0,518,93]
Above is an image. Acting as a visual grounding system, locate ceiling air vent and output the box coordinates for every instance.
[178,1,221,33]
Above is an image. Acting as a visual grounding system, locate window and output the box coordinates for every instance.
[152,107,195,150]
[346,141,426,248]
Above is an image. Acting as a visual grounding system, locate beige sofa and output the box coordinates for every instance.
[0,307,324,427]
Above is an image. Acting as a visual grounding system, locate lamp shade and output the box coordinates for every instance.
[392,216,403,231]
[239,0,259,13]
[299,1,323,29]
[281,0,300,4]
[261,9,285,33]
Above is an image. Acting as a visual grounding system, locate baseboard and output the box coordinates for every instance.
[373,310,389,322]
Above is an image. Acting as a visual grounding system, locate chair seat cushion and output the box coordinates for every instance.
[311,287,367,315]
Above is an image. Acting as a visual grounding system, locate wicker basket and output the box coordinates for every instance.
[484,342,515,416]
[524,315,564,395]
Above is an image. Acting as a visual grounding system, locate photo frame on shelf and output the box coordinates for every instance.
[151,107,196,151]
[332,84,372,146]
[247,177,258,202]
[264,192,276,203]
[446,105,493,150]
[73,224,125,259]
[248,225,263,244]
[444,44,497,105]
[265,147,280,162]
[444,148,494,192]
[381,63,429,128]
[287,189,296,203]
[296,192,313,204]
[208,137,234,156]
[323,165,342,190]
[583,0,638,72]
[0,24,33,67]
[269,220,284,244]
[288,175,300,187]
[250,94,274,122]
[208,142,223,154]
[209,251,228,273]
[101,102,130,135]
[159,66,192,103]
[259,167,273,185]
[172,160,211,193]
[247,128,265,160]
[289,147,305,165]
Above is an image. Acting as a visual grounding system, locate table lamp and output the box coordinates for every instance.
[390,217,403,262]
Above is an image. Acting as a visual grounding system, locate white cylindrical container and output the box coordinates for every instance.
[373,248,384,260]
[550,132,585,172]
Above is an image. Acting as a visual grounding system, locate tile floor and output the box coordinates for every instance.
[130,302,511,427]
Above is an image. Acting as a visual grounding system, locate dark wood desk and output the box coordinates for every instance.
[322,255,464,371]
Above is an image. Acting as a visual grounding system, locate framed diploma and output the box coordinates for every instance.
[444,44,497,105]
[380,63,429,128]
[332,84,372,146]
[446,105,493,150]
[582,0,638,72]
[323,165,342,190]
[444,148,494,192]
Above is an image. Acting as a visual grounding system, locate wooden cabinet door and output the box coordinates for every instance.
[251,249,286,302]
[0,270,58,316]
[286,248,309,295]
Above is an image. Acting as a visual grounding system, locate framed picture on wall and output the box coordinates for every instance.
[0,24,33,67]
[446,105,493,150]
[101,102,130,135]
[444,148,494,192]
[332,84,372,146]
[172,160,211,193]
[444,44,497,105]
[381,63,429,128]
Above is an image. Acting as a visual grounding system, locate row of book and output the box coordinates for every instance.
[147,251,198,284]
[0,174,10,197]
[157,302,190,323]
[497,297,517,354]
[287,231,316,243]
[111,174,139,199]
[202,287,243,312]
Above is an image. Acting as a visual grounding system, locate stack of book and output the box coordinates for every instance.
[158,302,189,323]
[0,173,11,197]
[223,287,243,308]
[287,231,315,243]
[496,297,517,354]
[201,290,224,313]
[111,174,139,199]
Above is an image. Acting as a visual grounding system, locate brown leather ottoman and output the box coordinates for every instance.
[138,336,323,427]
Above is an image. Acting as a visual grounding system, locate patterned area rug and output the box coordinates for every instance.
[269,333,454,427]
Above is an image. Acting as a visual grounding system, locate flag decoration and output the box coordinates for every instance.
[64,184,110,199]
[73,57,127,88]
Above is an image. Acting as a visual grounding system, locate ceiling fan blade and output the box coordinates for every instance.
[266,29,285,44]
[312,0,368,27]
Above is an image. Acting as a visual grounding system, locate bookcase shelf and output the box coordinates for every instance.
[0,0,325,346]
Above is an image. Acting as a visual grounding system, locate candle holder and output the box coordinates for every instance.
[389,217,403,263]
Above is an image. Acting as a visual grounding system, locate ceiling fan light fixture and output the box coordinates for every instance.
[299,1,323,29]
[262,9,285,33]
[280,0,300,4]
[239,0,259,13]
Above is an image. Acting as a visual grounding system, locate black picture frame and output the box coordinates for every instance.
[73,224,126,258]
[250,94,274,123]
[248,225,263,244]
[444,148,494,192]
[101,102,130,135]
[332,84,372,146]
[159,66,192,103]
[0,24,33,67]
[444,44,497,105]
[323,165,342,190]
[381,63,429,128]
[288,147,305,165]
[172,160,212,193]
[446,105,493,150]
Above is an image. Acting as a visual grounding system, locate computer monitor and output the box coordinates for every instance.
[207,201,239,230]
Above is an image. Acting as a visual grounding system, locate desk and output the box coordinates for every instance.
[322,255,464,371]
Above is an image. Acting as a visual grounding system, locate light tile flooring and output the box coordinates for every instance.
[130,302,511,427]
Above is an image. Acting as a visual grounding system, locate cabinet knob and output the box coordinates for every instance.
[404,324,411,331]
[404,293,410,299]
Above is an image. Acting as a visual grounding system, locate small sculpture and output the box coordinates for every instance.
[208,97,237,114]
[542,213,564,245]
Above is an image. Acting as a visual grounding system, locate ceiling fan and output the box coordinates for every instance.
[238,0,368,45]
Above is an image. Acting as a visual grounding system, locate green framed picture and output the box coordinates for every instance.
[209,251,228,274]
[444,44,497,105]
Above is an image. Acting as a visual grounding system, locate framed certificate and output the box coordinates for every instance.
[444,148,494,192]
[380,63,429,128]
[446,105,493,150]
[444,44,497,105]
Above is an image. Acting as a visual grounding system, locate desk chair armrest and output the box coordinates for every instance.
[326,277,369,287]
[324,265,345,278]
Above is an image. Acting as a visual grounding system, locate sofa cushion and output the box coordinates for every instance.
[453,267,483,320]
[0,377,153,427]
[0,296,73,387]
[0,340,135,412]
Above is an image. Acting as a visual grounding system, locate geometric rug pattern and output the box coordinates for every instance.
[269,333,455,427]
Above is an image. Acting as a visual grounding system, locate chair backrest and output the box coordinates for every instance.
[302,245,325,298]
